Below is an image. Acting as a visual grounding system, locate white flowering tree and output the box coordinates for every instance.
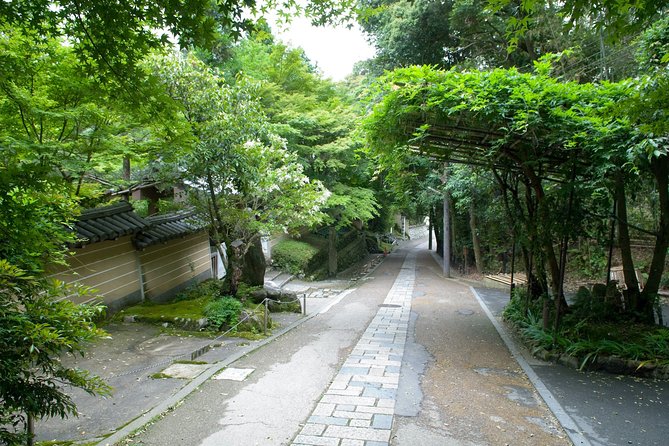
[149,52,327,293]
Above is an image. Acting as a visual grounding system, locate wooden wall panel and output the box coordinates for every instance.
[50,236,142,308]
[139,233,212,301]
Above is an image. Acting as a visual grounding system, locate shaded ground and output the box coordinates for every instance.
[392,249,569,446]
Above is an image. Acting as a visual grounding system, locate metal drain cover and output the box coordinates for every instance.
[457,309,475,316]
[379,304,402,308]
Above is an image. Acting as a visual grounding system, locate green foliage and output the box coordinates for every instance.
[504,287,669,369]
[204,297,244,328]
[325,184,380,228]
[0,0,358,84]
[172,280,222,303]
[359,0,459,70]
[272,239,321,275]
[220,32,380,230]
[636,16,669,70]
[0,262,110,444]
[568,243,607,279]
[235,283,261,302]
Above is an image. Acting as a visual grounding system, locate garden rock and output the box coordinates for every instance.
[237,309,268,332]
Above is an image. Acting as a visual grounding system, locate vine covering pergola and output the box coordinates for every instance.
[364,62,667,325]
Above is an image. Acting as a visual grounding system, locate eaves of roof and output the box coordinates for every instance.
[73,202,206,249]
[133,212,207,250]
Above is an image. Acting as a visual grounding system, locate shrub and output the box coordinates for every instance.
[236,282,260,302]
[504,285,669,370]
[204,297,243,329]
[173,279,222,302]
[272,239,320,275]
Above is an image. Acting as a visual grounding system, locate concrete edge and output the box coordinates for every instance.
[98,311,320,446]
[426,250,589,445]
[469,286,591,446]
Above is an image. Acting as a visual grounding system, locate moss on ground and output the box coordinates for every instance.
[115,295,212,322]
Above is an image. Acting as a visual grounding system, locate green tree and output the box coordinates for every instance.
[221,32,380,275]
[0,153,109,444]
[358,0,637,80]
[363,62,641,322]
[0,0,356,78]
[148,51,327,293]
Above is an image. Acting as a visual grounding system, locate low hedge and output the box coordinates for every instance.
[272,239,320,275]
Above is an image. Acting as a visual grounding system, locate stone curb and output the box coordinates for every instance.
[469,287,593,446]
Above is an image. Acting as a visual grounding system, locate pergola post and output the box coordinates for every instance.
[443,163,451,278]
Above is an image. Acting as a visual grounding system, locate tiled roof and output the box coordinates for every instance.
[74,202,206,249]
[133,212,205,249]
[75,202,148,246]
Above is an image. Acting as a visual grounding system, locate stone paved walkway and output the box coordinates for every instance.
[292,253,416,446]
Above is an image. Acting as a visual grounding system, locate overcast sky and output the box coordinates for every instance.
[271,16,376,81]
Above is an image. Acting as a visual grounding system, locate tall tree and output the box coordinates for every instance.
[221,31,381,274]
[147,51,327,292]
[0,116,110,445]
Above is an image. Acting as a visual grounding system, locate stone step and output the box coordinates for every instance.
[264,268,283,282]
[265,271,294,289]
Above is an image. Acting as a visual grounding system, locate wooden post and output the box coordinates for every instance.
[510,237,516,300]
[428,210,433,250]
[443,164,451,278]
[606,198,617,285]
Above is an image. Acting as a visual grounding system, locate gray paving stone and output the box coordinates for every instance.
[301,423,327,436]
[291,254,416,446]
[339,366,370,375]
[326,387,363,397]
[313,403,336,416]
[308,415,350,426]
[321,395,376,406]
[371,414,393,429]
[377,398,394,408]
[332,410,373,420]
[323,425,391,442]
[354,405,394,415]
[293,434,340,446]
[336,404,356,412]
[361,387,396,399]
[350,419,371,427]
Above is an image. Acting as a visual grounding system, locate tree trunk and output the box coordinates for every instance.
[615,171,641,313]
[123,156,131,181]
[223,243,243,297]
[524,166,569,319]
[470,199,483,274]
[640,156,669,323]
[434,204,444,258]
[27,413,34,446]
[241,238,266,287]
[328,226,337,277]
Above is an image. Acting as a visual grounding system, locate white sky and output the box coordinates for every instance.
[271,17,376,81]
